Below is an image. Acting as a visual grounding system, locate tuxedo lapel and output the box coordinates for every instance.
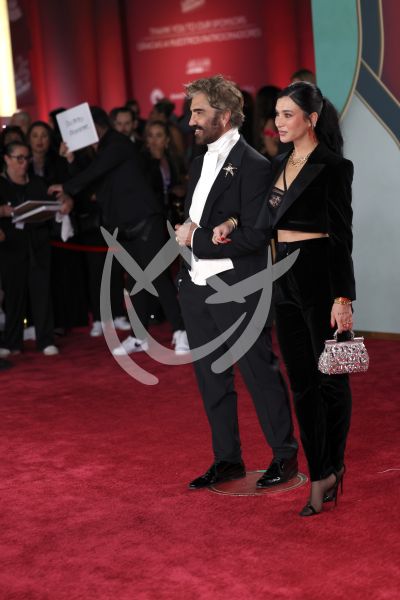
[272,146,326,225]
[199,138,246,226]
[184,157,203,217]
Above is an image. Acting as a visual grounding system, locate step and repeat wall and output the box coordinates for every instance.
[8,0,314,118]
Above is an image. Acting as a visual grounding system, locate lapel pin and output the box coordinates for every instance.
[222,163,237,178]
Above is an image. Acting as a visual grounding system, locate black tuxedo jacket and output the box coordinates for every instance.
[256,143,356,300]
[185,136,271,282]
[63,129,162,231]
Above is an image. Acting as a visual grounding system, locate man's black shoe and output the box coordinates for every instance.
[0,358,12,371]
[256,456,298,488]
[188,461,246,489]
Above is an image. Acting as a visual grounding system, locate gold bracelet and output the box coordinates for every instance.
[334,297,352,305]
[228,216,238,230]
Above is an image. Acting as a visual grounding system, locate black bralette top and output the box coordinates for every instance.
[267,162,287,209]
[268,186,285,209]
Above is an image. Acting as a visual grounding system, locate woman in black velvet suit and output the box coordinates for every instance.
[213,82,355,516]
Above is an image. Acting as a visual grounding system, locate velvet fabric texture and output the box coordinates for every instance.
[274,238,352,480]
[257,143,355,300]
[256,143,356,483]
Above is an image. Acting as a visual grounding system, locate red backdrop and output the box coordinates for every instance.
[9,0,314,120]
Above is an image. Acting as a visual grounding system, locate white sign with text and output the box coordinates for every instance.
[56,102,98,152]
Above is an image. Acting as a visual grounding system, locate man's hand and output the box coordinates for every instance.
[175,222,198,246]
[48,184,64,198]
[59,193,74,215]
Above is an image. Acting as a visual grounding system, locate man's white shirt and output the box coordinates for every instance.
[189,127,240,286]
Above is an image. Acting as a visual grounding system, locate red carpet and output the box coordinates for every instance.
[1,327,399,599]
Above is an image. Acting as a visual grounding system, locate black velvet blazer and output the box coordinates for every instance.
[256,143,356,300]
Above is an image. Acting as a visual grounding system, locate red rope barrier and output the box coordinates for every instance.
[51,240,116,253]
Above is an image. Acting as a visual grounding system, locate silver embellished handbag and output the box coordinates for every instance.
[318,330,369,375]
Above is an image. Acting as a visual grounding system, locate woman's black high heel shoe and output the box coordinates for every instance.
[299,472,338,517]
[323,466,346,504]
[299,502,320,517]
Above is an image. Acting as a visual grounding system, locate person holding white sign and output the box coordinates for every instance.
[49,107,189,355]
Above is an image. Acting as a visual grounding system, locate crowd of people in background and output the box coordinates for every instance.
[0,68,315,371]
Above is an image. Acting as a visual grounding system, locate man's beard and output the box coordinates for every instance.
[194,115,224,145]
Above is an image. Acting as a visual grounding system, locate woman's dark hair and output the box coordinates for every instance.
[0,125,26,148]
[48,107,66,141]
[90,106,110,130]
[4,141,30,157]
[27,120,56,153]
[153,98,175,119]
[278,82,343,155]
[145,119,179,160]
[28,120,54,138]
[146,119,170,138]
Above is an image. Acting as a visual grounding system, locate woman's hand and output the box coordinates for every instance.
[212,220,234,245]
[331,302,353,334]
[0,204,14,218]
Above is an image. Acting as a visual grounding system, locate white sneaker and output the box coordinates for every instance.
[23,326,36,341]
[113,316,132,331]
[172,330,190,355]
[112,336,149,356]
[0,348,21,357]
[42,345,59,356]
[90,321,103,337]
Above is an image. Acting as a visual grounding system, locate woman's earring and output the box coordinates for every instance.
[308,120,317,141]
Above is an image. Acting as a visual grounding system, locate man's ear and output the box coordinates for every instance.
[221,110,231,128]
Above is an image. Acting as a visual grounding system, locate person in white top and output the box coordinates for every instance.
[175,75,298,490]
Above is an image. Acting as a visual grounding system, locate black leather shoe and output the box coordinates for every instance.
[256,455,298,488]
[188,461,246,489]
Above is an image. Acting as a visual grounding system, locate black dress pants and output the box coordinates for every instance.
[121,215,184,333]
[178,268,298,463]
[274,238,352,481]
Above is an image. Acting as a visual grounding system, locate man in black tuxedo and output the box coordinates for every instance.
[50,107,188,355]
[175,76,298,489]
